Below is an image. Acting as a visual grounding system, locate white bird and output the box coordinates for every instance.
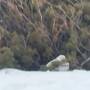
[46,55,69,71]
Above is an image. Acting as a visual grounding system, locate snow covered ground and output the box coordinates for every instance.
[0,69,90,90]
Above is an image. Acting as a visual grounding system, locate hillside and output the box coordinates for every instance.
[0,0,90,70]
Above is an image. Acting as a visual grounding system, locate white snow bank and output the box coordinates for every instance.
[0,68,90,90]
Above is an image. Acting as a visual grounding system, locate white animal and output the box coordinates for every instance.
[46,55,69,71]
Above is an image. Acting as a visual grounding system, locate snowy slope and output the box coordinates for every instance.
[0,69,90,90]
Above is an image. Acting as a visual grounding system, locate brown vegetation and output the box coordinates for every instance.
[0,0,90,70]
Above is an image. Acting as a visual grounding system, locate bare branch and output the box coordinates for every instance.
[76,47,86,60]
[81,57,90,67]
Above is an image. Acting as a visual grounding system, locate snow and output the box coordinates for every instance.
[0,68,90,90]
[55,62,69,71]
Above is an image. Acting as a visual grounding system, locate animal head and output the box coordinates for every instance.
[56,55,66,61]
